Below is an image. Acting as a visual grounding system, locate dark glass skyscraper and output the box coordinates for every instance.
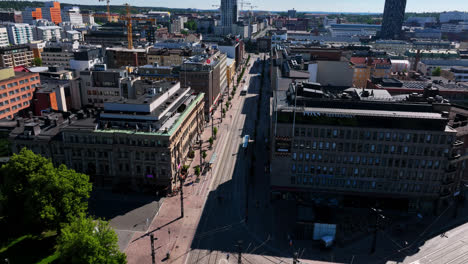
[380,0,407,39]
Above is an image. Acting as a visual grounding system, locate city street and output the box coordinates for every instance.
[124,54,277,264]
[121,53,468,264]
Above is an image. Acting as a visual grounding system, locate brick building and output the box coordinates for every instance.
[0,68,39,119]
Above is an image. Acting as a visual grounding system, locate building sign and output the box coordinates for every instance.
[303,112,355,119]
[275,139,292,153]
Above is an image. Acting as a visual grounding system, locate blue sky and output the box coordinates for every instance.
[51,0,467,13]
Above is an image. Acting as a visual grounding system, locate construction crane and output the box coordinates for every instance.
[93,3,157,49]
[238,0,251,15]
[98,0,111,22]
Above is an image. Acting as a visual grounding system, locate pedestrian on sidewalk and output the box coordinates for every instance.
[226,253,230,260]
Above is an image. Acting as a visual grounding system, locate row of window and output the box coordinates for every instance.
[66,135,170,147]
[87,90,120,96]
[292,155,446,170]
[69,149,170,162]
[291,162,447,179]
[290,176,441,194]
[0,101,28,115]
[0,77,37,90]
[293,128,454,145]
[292,143,451,157]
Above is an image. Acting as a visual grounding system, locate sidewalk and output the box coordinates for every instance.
[124,58,253,264]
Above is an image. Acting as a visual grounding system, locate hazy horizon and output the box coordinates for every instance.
[38,0,468,13]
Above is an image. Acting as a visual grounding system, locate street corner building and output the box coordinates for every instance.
[9,81,205,193]
[270,81,464,213]
[268,44,466,214]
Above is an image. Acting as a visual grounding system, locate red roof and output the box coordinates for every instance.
[14,66,30,72]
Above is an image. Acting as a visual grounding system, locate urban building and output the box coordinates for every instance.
[329,24,381,38]
[78,67,132,107]
[371,40,412,56]
[146,47,192,67]
[32,80,69,115]
[406,17,437,27]
[410,28,442,40]
[106,47,149,68]
[70,46,104,72]
[0,11,22,23]
[61,6,83,26]
[0,67,39,119]
[179,50,227,114]
[226,58,236,88]
[216,38,245,69]
[5,23,33,45]
[288,9,297,18]
[0,45,34,68]
[41,45,75,68]
[220,0,239,34]
[22,7,42,24]
[450,67,468,82]
[368,76,468,105]
[137,65,179,82]
[33,26,62,42]
[440,12,468,23]
[81,11,95,25]
[406,49,460,71]
[41,1,62,25]
[27,41,46,59]
[270,80,463,213]
[350,57,392,88]
[9,83,205,192]
[380,0,407,39]
[0,28,9,48]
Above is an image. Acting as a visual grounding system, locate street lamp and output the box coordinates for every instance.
[179,167,186,218]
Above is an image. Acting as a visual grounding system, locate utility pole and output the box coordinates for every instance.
[150,234,157,264]
[236,240,243,264]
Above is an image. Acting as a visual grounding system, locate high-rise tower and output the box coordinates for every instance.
[220,0,238,28]
[380,0,407,39]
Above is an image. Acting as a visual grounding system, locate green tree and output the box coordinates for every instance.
[56,214,126,264]
[213,127,218,138]
[432,67,442,76]
[0,148,92,233]
[184,21,197,31]
[202,151,207,161]
[32,57,42,66]
[209,137,214,147]
[194,166,201,177]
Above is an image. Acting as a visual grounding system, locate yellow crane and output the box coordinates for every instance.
[93,3,157,50]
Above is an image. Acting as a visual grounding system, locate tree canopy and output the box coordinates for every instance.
[0,148,92,233]
[56,214,126,264]
[184,21,197,31]
[432,67,442,76]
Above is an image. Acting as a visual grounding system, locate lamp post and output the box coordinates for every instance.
[179,167,186,218]
[370,207,385,254]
